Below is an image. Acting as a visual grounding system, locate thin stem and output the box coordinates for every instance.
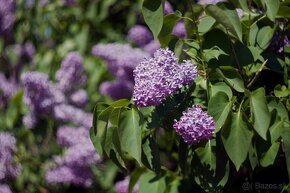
[247,59,268,88]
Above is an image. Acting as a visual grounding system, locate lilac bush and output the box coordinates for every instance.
[127,25,153,47]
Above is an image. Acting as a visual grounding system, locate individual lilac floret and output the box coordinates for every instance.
[56,52,87,94]
[127,25,153,47]
[99,80,134,100]
[115,177,138,193]
[57,126,89,147]
[69,89,88,108]
[269,33,290,55]
[173,21,187,39]
[0,184,12,193]
[173,105,215,144]
[92,43,149,81]
[53,104,93,128]
[0,132,21,181]
[143,40,160,56]
[164,1,174,15]
[0,73,18,108]
[133,48,198,107]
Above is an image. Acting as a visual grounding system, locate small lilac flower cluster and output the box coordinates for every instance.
[21,52,91,128]
[0,74,18,108]
[133,48,198,107]
[0,0,16,43]
[45,126,100,187]
[0,132,21,193]
[115,177,138,193]
[269,33,290,55]
[173,105,215,144]
[92,43,149,100]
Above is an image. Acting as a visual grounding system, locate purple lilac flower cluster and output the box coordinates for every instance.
[92,43,149,100]
[173,105,215,144]
[0,132,21,193]
[46,126,100,187]
[21,52,90,128]
[133,48,198,107]
[0,74,18,108]
[127,25,153,47]
[269,33,290,55]
[0,0,16,43]
[115,177,138,193]
[173,20,187,39]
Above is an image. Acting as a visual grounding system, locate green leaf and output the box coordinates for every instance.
[142,0,163,39]
[281,127,290,181]
[208,92,234,132]
[197,16,216,34]
[192,140,230,192]
[142,137,161,173]
[221,112,253,170]
[158,13,181,47]
[277,5,290,18]
[256,26,275,50]
[110,99,131,108]
[203,46,228,62]
[205,3,242,41]
[274,84,290,98]
[210,82,233,99]
[249,143,259,170]
[260,142,280,167]
[248,88,271,140]
[118,108,143,164]
[217,66,245,92]
[264,0,280,21]
[139,171,166,193]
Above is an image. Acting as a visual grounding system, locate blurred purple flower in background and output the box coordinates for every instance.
[0,184,12,193]
[68,89,88,108]
[173,105,215,144]
[0,132,21,192]
[164,1,174,15]
[99,80,134,100]
[92,43,149,81]
[115,177,138,193]
[127,25,153,47]
[46,126,100,187]
[269,33,290,55]
[56,52,87,94]
[53,104,93,128]
[0,0,16,43]
[143,40,161,56]
[172,20,187,39]
[21,72,61,128]
[21,51,92,128]
[133,48,198,107]
[0,74,18,108]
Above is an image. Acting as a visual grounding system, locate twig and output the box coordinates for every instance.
[247,59,268,88]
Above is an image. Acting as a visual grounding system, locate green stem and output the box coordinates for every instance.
[187,0,210,102]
